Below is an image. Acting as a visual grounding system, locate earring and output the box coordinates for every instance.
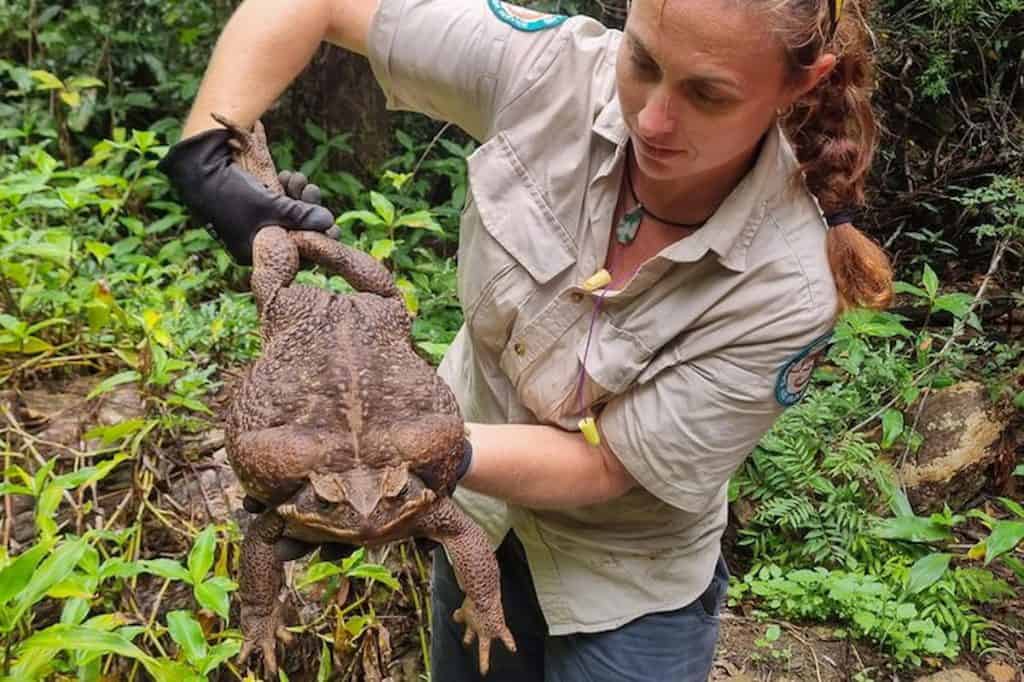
[777,103,795,118]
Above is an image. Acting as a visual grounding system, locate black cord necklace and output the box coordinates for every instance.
[616,141,709,245]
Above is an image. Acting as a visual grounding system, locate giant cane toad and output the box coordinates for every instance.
[214,114,514,675]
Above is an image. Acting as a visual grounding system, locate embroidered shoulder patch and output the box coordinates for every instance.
[488,0,567,31]
[774,332,832,407]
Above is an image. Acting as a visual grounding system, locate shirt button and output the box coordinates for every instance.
[513,342,526,356]
[570,292,584,303]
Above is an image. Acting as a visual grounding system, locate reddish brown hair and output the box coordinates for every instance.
[768,0,893,311]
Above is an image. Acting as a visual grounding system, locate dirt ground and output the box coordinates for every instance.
[711,612,1023,682]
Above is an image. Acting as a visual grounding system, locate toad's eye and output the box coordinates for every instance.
[314,494,332,511]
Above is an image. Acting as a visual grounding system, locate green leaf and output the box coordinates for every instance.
[297,561,344,589]
[370,239,396,260]
[395,209,442,232]
[921,265,939,299]
[65,76,105,89]
[347,563,400,590]
[139,558,192,584]
[86,371,140,400]
[84,240,112,262]
[764,624,781,642]
[317,642,333,682]
[880,409,905,449]
[984,521,1024,564]
[50,454,129,490]
[194,577,234,620]
[893,281,929,299]
[895,602,918,619]
[85,419,149,445]
[201,640,242,675]
[369,191,395,224]
[852,611,877,631]
[98,557,146,581]
[47,572,96,599]
[999,497,1024,519]
[166,611,208,666]
[905,553,951,594]
[1015,464,1024,477]
[396,278,420,316]
[932,293,973,319]
[0,482,32,496]
[30,69,64,90]
[18,624,147,659]
[1013,392,1024,411]
[11,539,90,626]
[60,597,90,626]
[132,130,156,152]
[872,516,952,543]
[59,90,81,107]
[188,526,217,584]
[304,120,327,142]
[0,541,52,607]
[337,209,385,227]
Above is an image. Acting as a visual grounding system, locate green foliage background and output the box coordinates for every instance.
[0,0,1022,678]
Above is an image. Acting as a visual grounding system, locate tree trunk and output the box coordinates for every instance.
[265,44,393,180]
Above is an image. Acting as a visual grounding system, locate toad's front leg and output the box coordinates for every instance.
[415,497,515,675]
[238,511,294,676]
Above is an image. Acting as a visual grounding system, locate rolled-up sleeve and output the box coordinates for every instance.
[598,332,827,513]
[366,0,570,140]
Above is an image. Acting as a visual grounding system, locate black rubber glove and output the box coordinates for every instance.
[157,128,335,265]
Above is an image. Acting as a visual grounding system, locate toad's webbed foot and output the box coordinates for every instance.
[453,595,517,676]
[238,597,294,676]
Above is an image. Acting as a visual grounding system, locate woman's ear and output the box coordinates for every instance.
[786,52,838,105]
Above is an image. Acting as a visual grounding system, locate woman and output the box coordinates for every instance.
[159,0,893,678]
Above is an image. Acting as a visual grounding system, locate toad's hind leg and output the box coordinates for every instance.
[251,226,300,314]
[415,498,515,675]
[238,511,294,676]
[290,231,399,299]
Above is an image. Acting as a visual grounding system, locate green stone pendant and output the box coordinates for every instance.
[616,204,643,244]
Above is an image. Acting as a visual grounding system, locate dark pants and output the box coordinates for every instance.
[430,532,727,682]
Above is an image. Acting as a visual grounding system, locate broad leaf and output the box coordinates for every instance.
[139,558,192,584]
[370,191,395,224]
[905,553,951,594]
[166,610,207,666]
[188,526,216,584]
[0,542,52,607]
[12,539,89,625]
[880,409,904,448]
[194,577,234,620]
[984,521,1024,564]
[86,371,140,400]
[872,516,952,543]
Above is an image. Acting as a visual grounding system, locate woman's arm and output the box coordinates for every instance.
[182,0,378,137]
[460,423,637,509]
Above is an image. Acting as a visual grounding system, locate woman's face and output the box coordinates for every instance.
[616,0,803,181]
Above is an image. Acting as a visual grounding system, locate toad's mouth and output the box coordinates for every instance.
[276,487,437,541]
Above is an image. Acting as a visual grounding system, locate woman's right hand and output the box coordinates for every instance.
[158,129,335,265]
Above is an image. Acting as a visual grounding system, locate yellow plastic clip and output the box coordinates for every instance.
[582,268,612,292]
[578,416,601,446]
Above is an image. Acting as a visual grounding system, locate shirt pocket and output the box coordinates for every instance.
[460,132,577,354]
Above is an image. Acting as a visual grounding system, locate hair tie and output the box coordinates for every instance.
[828,0,844,40]
[824,210,855,228]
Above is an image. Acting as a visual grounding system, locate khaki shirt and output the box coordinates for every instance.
[367,0,838,634]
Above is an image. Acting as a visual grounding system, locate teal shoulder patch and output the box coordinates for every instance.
[774,332,832,407]
[487,0,567,31]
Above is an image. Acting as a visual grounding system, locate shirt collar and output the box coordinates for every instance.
[592,90,797,273]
